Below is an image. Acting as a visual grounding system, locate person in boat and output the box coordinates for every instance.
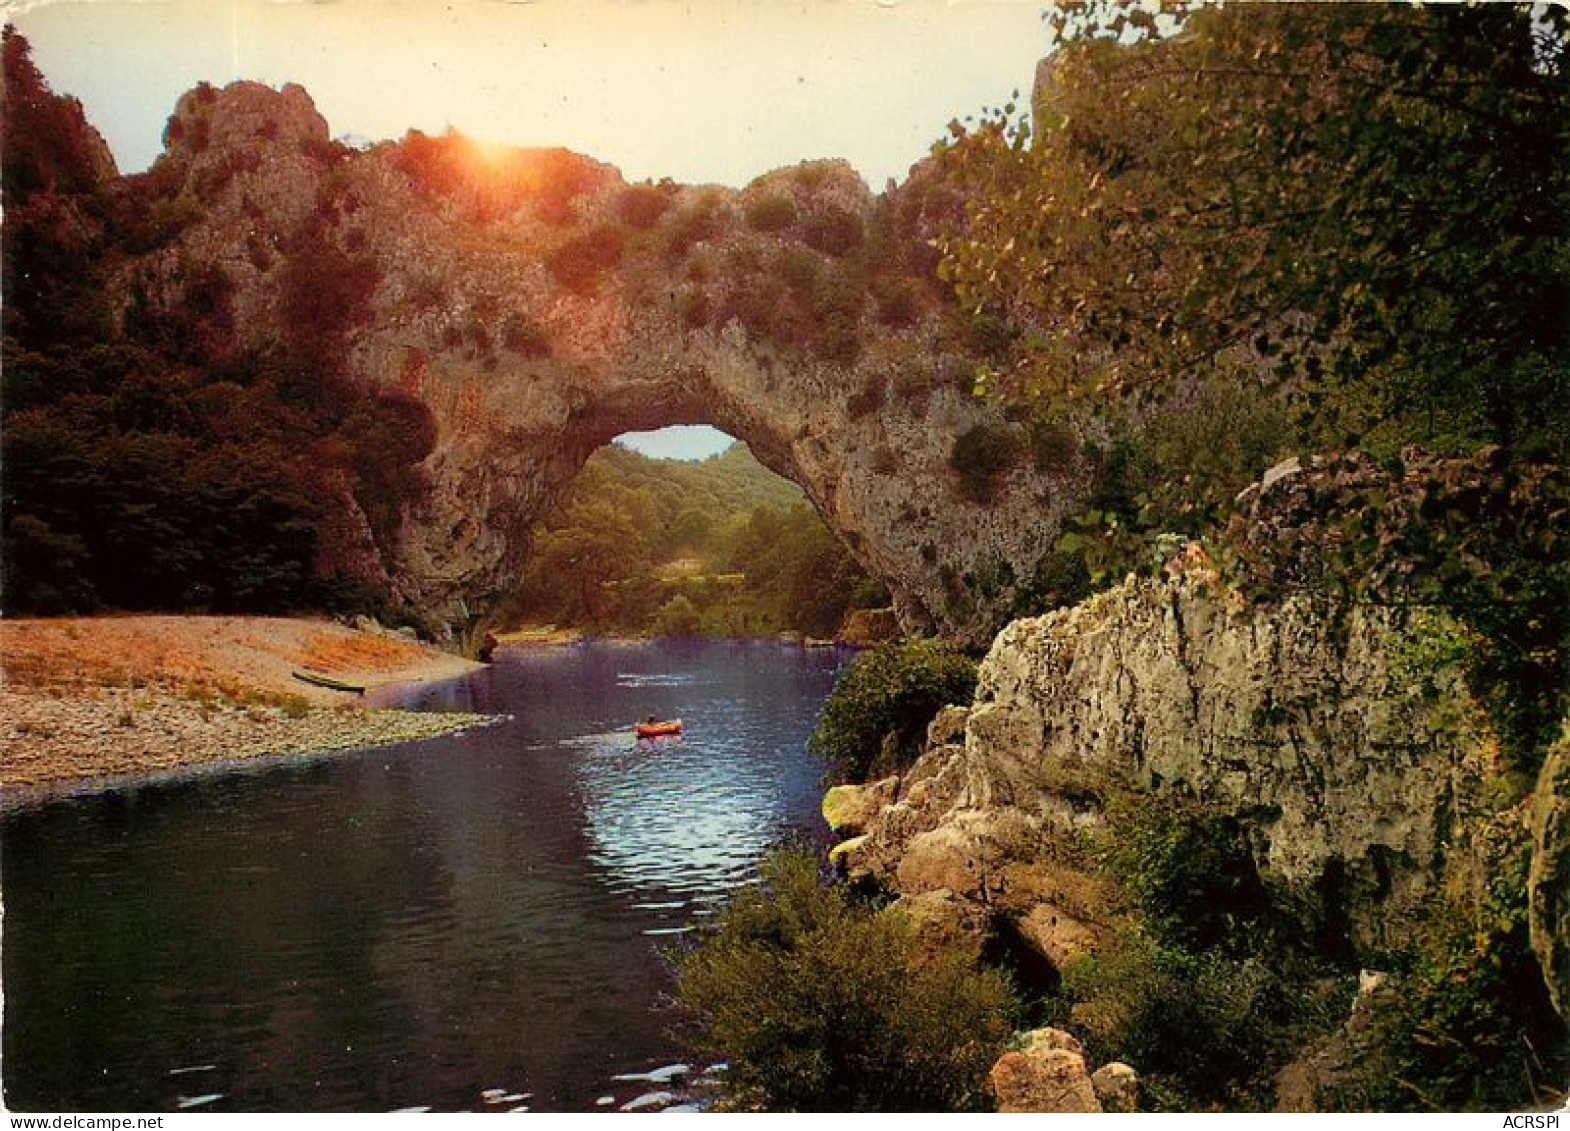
[644,715,657,725]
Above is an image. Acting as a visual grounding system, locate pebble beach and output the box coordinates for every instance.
[0,615,494,799]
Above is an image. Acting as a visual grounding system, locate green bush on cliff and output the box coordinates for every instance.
[547,224,625,296]
[1324,813,1568,1112]
[1098,795,1272,955]
[1060,930,1314,1111]
[675,847,1017,1112]
[949,423,1021,505]
[810,638,977,783]
[1058,792,1345,1109]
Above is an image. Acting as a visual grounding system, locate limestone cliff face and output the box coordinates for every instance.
[843,567,1508,958]
[118,81,1084,643]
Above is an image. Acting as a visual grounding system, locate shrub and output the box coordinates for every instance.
[1097,794,1271,955]
[949,423,1021,505]
[872,275,924,328]
[744,193,797,232]
[119,191,202,256]
[1323,811,1568,1111]
[803,205,865,257]
[392,129,465,199]
[676,847,1017,1112]
[663,193,726,261]
[617,182,673,229]
[547,225,625,296]
[1060,930,1305,1110]
[1029,418,1080,477]
[810,638,978,783]
[278,246,381,363]
[530,148,607,226]
[1045,787,1357,1110]
[650,593,702,636]
[775,244,821,294]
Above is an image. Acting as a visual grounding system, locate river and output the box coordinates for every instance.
[1,638,847,1112]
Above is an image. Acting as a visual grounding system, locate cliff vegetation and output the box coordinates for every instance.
[683,1,1569,1112]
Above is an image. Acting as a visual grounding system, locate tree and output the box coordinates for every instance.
[938,2,1569,460]
[519,499,653,627]
[810,638,978,782]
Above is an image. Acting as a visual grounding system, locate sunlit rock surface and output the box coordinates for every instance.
[989,1028,1104,1113]
[848,569,1508,955]
[121,81,1086,644]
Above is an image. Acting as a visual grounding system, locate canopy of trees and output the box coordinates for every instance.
[2,30,434,619]
[940,1,1567,460]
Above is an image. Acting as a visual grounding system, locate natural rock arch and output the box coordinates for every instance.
[124,81,1084,645]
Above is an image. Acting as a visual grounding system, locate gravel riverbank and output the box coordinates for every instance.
[0,615,494,797]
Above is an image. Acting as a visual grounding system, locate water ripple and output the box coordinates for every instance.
[1,640,840,1112]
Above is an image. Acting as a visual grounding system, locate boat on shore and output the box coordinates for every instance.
[292,669,366,694]
[634,718,683,739]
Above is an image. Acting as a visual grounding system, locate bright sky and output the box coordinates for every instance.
[9,0,1045,186]
[7,0,1048,457]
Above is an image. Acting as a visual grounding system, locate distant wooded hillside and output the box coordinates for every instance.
[501,442,886,638]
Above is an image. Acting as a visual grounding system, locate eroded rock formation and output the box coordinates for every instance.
[831,563,1570,1107]
[119,80,1084,643]
[838,560,1549,1000]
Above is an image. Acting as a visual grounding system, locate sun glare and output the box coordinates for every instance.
[462,135,520,175]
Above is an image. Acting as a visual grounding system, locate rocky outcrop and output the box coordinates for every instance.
[822,776,899,835]
[1531,724,1570,1020]
[117,80,1086,645]
[990,1028,1135,1113]
[842,566,1505,955]
[1090,1062,1140,1113]
[883,888,993,967]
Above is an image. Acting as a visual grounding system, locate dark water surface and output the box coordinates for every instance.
[2,639,845,1112]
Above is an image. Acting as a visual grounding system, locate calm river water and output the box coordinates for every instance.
[1,638,846,1112]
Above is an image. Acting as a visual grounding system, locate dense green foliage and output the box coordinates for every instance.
[1052,780,1566,1112]
[1221,450,1570,776]
[675,847,1018,1112]
[1061,931,1318,1111]
[809,638,978,782]
[942,2,1568,456]
[935,2,1569,652]
[1096,795,1271,957]
[2,31,433,617]
[948,422,1022,505]
[502,443,886,638]
[1324,811,1567,1111]
[1049,791,1346,1109]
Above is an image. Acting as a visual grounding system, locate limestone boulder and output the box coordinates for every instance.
[990,1028,1102,1113]
[827,834,868,872]
[1090,1062,1139,1113]
[927,705,972,749]
[838,607,900,648]
[1013,901,1106,971]
[821,776,899,834]
[894,806,1039,902]
[884,888,993,967]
